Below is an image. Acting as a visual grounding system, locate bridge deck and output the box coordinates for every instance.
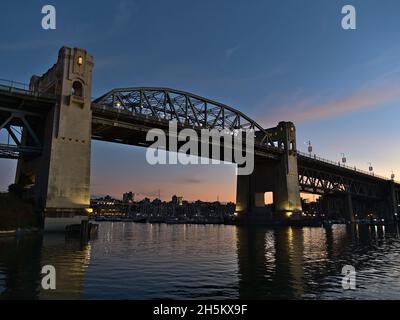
[0,82,399,191]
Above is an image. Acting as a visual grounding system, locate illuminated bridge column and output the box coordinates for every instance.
[273,151,302,218]
[16,47,93,231]
[236,122,302,221]
[268,122,302,219]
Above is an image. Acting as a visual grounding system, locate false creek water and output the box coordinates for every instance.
[1,222,400,299]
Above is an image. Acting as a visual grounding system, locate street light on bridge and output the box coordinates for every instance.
[368,162,374,174]
[306,140,312,156]
[341,153,347,165]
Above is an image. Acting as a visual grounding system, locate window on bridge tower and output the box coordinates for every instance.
[72,81,83,97]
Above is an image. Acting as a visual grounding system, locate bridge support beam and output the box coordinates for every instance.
[16,47,93,232]
[235,122,302,222]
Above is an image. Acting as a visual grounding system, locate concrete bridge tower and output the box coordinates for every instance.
[16,47,93,231]
[235,122,303,222]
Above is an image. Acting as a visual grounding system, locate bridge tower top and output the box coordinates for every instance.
[29,47,93,140]
[265,121,296,152]
[29,47,93,100]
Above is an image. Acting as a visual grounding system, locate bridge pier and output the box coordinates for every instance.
[382,181,397,223]
[16,47,93,232]
[235,122,302,222]
[235,168,266,217]
[344,193,355,223]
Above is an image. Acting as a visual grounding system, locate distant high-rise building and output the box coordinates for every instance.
[171,195,183,206]
[123,192,134,203]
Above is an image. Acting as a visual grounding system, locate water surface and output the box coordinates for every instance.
[1,222,400,299]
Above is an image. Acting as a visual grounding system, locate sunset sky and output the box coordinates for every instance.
[1,0,400,202]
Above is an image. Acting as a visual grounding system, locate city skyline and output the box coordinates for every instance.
[1,0,400,202]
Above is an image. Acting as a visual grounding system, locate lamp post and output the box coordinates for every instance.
[307,141,312,157]
[341,153,346,164]
[368,162,374,175]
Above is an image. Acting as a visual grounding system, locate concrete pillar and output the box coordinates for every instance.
[383,182,397,223]
[235,122,302,221]
[16,47,93,232]
[235,171,255,217]
[271,122,302,218]
[254,192,265,208]
[273,151,302,218]
[344,193,355,223]
[396,189,400,221]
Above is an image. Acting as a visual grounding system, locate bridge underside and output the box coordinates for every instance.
[0,89,53,159]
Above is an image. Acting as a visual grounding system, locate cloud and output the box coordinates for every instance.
[261,83,400,125]
[221,45,240,66]
[111,0,137,31]
[225,45,240,60]
[181,177,203,184]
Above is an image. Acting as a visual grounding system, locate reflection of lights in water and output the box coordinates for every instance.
[287,226,293,247]
[83,243,92,266]
[303,228,327,261]
[264,231,276,269]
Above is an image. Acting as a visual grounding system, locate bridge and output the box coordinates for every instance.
[1,47,399,231]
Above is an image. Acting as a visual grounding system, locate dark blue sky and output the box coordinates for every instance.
[1,0,400,201]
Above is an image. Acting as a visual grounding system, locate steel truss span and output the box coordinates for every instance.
[298,167,380,198]
[93,87,275,147]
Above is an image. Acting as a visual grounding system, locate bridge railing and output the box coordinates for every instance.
[0,78,56,100]
[297,150,396,182]
[0,78,30,91]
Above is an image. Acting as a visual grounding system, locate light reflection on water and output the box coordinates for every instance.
[1,222,400,299]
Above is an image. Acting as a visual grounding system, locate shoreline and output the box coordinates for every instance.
[92,220,398,228]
